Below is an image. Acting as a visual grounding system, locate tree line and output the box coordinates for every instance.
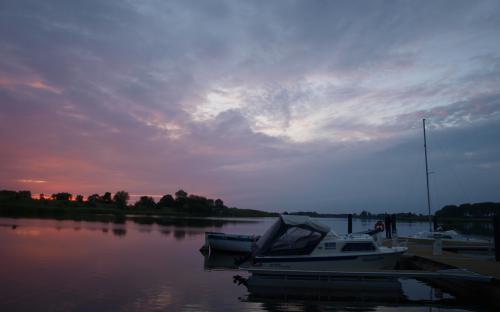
[0,189,276,217]
[435,202,500,218]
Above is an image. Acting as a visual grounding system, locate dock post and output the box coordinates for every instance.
[391,214,397,236]
[348,214,352,234]
[433,238,443,255]
[494,215,500,262]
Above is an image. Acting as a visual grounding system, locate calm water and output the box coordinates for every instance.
[0,216,491,311]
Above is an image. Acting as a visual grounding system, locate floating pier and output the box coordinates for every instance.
[239,239,500,308]
[389,240,500,280]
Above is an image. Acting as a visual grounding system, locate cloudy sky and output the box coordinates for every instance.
[1,0,499,213]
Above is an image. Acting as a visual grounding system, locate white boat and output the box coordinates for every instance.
[202,232,258,253]
[242,215,407,271]
[404,230,491,247]
[406,119,493,249]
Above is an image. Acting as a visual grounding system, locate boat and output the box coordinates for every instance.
[402,119,492,249]
[201,231,259,253]
[404,230,491,248]
[241,215,407,271]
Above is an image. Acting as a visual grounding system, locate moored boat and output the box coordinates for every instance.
[202,232,259,253]
[402,230,491,248]
[241,215,407,271]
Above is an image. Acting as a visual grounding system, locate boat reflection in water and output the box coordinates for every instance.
[201,251,469,311]
[240,273,406,302]
[235,273,474,311]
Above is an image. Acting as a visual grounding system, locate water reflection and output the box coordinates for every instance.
[0,216,492,311]
[240,276,407,309]
[202,251,484,311]
[3,216,260,241]
[112,228,127,237]
[236,274,480,312]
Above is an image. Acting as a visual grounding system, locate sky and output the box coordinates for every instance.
[1,0,499,214]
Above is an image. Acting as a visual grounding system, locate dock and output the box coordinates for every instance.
[240,239,500,308]
[387,239,500,280]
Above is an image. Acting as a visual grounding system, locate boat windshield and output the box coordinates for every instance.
[253,215,330,256]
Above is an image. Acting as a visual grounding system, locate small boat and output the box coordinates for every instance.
[202,232,259,253]
[403,230,491,247]
[241,215,407,271]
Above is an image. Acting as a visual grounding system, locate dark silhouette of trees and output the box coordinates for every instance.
[18,191,32,199]
[102,192,112,203]
[87,194,100,206]
[0,189,277,218]
[135,196,156,209]
[158,194,175,208]
[185,195,213,214]
[214,198,224,209]
[435,202,500,218]
[0,190,31,200]
[175,189,188,200]
[52,193,72,201]
[113,191,129,209]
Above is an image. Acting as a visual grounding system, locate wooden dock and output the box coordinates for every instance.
[386,239,500,280]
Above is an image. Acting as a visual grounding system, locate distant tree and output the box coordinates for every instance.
[360,211,370,218]
[184,194,212,214]
[135,196,156,209]
[214,198,224,209]
[0,190,18,200]
[102,192,112,203]
[75,195,84,202]
[53,192,72,201]
[87,194,100,206]
[39,193,45,200]
[113,191,129,209]
[158,194,175,208]
[18,190,32,199]
[175,189,188,200]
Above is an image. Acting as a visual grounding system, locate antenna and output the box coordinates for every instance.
[423,119,432,231]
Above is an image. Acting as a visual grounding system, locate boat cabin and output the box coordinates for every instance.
[253,215,330,257]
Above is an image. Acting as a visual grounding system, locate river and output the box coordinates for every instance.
[0,216,492,311]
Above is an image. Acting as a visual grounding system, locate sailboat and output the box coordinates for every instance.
[403,119,491,248]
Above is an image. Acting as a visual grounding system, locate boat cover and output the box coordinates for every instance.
[253,215,332,256]
[280,215,331,234]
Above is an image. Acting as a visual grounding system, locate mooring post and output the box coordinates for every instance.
[391,214,397,235]
[494,214,500,262]
[348,214,353,234]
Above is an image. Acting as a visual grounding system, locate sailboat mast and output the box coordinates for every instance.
[423,118,432,231]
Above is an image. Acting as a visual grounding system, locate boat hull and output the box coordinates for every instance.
[402,237,491,248]
[204,232,256,253]
[250,250,406,271]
